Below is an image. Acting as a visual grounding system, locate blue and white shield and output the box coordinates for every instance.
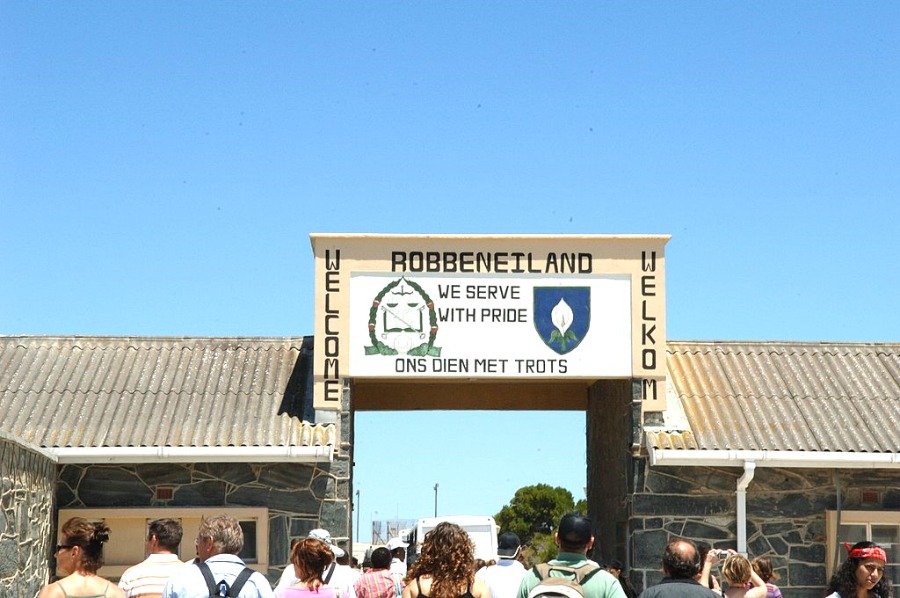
[533,287,591,355]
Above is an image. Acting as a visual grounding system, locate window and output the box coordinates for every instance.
[57,507,268,580]
[826,510,899,585]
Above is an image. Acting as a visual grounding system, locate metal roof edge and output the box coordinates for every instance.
[51,445,334,464]
[647,446,900,469]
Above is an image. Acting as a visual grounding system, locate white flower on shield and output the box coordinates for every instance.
[551,298,574,335]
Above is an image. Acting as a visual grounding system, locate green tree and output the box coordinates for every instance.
[575,498,587,515]
[494,484,576,549]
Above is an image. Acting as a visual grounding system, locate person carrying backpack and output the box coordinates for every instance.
[162,514,274,598]
[516,514,625,598]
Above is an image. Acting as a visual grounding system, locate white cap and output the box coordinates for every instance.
[308,528,346,558]
[386,537,409,551]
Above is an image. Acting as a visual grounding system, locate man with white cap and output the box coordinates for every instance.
[386,537,408,580]
[275,528,356,598]
[476,532,527,598]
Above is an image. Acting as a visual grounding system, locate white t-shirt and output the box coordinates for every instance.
[476,559,527,598]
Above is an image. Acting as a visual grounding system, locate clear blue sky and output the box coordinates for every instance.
[2,3,898,543]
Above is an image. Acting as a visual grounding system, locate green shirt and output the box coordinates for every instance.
[517,553,627,598]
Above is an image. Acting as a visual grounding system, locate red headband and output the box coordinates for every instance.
[843,543,887,562]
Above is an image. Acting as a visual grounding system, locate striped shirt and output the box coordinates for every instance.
[355,569,397,598]
[119,553,186,598]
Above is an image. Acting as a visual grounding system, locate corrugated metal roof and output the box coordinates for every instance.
[647,341,900,454]
[0,336,334,450]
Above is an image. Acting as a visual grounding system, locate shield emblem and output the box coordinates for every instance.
[533,287,591,355]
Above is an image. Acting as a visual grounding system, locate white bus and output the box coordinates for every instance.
[406,515,499,565]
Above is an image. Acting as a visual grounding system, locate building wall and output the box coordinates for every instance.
[55,457,352,581]
[629,460,900,598]
[1,435,56,598]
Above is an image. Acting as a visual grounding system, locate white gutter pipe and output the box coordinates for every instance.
[736,461,756,554]
[51,445,334,464]
[648,448,900,469]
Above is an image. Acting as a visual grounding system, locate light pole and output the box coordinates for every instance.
[433,483,439,517]
[355,489,360,552]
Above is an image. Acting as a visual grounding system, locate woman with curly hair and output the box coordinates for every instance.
[402,522,490,598]
[38,517,126,598]
[826,541,893,598]
[276,538,341,598]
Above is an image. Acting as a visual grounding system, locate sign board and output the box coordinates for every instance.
[312,234,668,411]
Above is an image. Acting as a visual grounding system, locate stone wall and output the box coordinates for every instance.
[0,434,56,598]
[57,457,351,580]
[629,459,900,598]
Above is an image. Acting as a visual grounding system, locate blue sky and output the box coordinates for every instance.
[2,3,898,543]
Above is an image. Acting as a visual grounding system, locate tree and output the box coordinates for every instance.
[494,484,576,548]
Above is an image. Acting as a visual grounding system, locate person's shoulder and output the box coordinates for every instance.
[107,582,127,598]
[37,582,64,598]
[471,576,490,595]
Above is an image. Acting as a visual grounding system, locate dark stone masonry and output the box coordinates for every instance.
[627,461,899,598]
[0,435,55,598]
[56,455,352,580]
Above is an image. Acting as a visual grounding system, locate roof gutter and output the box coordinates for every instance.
[736,461,755,554]
[648,449,900,469]
[50,445,334,464]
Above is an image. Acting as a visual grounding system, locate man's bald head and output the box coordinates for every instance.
[662,537,701,579]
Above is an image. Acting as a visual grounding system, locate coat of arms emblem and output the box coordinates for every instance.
[533,287,591,354]
[365,277,441,356]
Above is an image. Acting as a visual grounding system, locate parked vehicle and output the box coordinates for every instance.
[405,515,499,566]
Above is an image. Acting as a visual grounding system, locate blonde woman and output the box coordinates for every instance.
[720,552,765,598]
[39,517,126,598]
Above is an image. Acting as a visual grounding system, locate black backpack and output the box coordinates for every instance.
[197,561,256,598]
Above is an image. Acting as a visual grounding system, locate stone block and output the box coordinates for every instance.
[749,536,772,556]
[201,462,257,485]
[761,521,795,536]
[319,501,349,538]
[805,520,826,542]
[767,535,788,555]
[0,538,17,576]
[632,529,668,569]
[311,474,333,499]
[790,543,825,564]
[270,515,289,566]
[258,463,315,489]
[633,494,730,517]
[682,520,730,540]
[55,483,78,508]
[171,480,227,506]
[328,458,351,479]
[235,485,316,515]
[788,563,825,587]
[645,472,696,495]
[135,463,193,486]
[290,519,319,538]
[79,467,152,506]
[58,464,82,489]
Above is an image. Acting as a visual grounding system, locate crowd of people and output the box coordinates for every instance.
[38,515,894,598]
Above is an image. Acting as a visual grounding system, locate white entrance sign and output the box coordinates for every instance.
[311,234,669,411]
[349,274,632,378]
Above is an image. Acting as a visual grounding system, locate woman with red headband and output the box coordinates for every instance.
[825,541,893,598]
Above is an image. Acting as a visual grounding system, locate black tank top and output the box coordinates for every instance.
[416,577,474,598]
